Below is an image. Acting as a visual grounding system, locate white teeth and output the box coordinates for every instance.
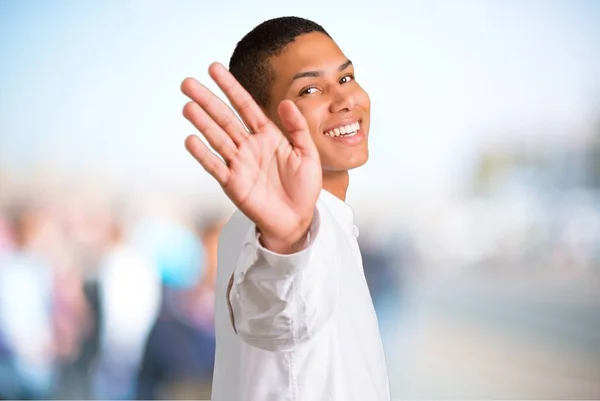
[323,121,361,138]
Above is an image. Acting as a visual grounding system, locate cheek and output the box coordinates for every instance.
[296,101,328,137]
[356,87,371,110]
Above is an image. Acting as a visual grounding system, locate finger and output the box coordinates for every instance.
[181,77,248,147]
[277,100,316,156]
[208,62,272,134]
[185,134,230,186]
[182,101,238,163]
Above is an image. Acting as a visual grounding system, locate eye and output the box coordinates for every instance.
[299,86,320,96]
[339,74,355,84]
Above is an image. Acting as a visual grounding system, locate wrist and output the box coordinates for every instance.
[258,216,313,255]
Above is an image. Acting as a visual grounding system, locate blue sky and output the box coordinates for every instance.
[1,0,599,197]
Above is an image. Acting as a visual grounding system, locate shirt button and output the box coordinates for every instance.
[236,270,246,284]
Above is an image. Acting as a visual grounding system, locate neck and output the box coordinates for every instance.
[322,170,350,201]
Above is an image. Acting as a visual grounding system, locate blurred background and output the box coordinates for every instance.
[1,0,600,399]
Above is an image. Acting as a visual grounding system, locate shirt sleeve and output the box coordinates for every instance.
[227,204,342,351]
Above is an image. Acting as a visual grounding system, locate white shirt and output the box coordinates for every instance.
[97,245,161,363]
[211,189,390,401]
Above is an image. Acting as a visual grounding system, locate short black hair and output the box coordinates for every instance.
[229,16,331,108]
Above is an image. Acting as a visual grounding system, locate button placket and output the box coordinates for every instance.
[236,242,256,284]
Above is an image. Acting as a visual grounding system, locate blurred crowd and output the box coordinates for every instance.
[0,187,406,400]
[0,188,229,400]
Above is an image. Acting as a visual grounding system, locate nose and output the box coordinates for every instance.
[329,87,357,114]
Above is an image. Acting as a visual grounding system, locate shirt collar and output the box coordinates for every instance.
[319,189,357,235]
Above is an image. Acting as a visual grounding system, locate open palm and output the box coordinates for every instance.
[181,63,322,251]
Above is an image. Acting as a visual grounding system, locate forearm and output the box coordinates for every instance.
[227,205,340,351]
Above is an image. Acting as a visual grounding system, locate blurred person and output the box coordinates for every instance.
[28,198,96,399]
[0,217,14,255]
[191,214,227,333]
[135,220,215,400]
[92,208,161,400]
[0,202,57,399]
[359,230,404,322]
[0,333,25,400]
[194,214,227,289]
[51,262,94,400]
[23,197,93,366]
[51,267,91,362]
[55,194,112,399]
[181,16,390,401]
[358,228,419,366]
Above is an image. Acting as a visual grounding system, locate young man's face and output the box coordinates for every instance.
[266,32,371,172]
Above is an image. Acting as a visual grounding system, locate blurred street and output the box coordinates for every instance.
[387,273,600,399]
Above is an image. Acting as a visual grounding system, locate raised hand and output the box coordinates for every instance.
[181,63,322,254]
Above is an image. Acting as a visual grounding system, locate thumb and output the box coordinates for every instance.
[278,99,316,156]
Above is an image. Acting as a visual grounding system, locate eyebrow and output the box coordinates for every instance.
[292,59,353,81]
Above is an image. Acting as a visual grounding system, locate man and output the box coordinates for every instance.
[0,203,56,399]
[181,16,390,401]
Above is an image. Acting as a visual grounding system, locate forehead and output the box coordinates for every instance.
[270,32,348,81]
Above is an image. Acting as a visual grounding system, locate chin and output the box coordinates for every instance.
[348,150,369,169]
[347,158,368,170]
[325,153,369,172]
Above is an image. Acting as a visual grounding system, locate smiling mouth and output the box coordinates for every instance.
[323,121,361,138]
